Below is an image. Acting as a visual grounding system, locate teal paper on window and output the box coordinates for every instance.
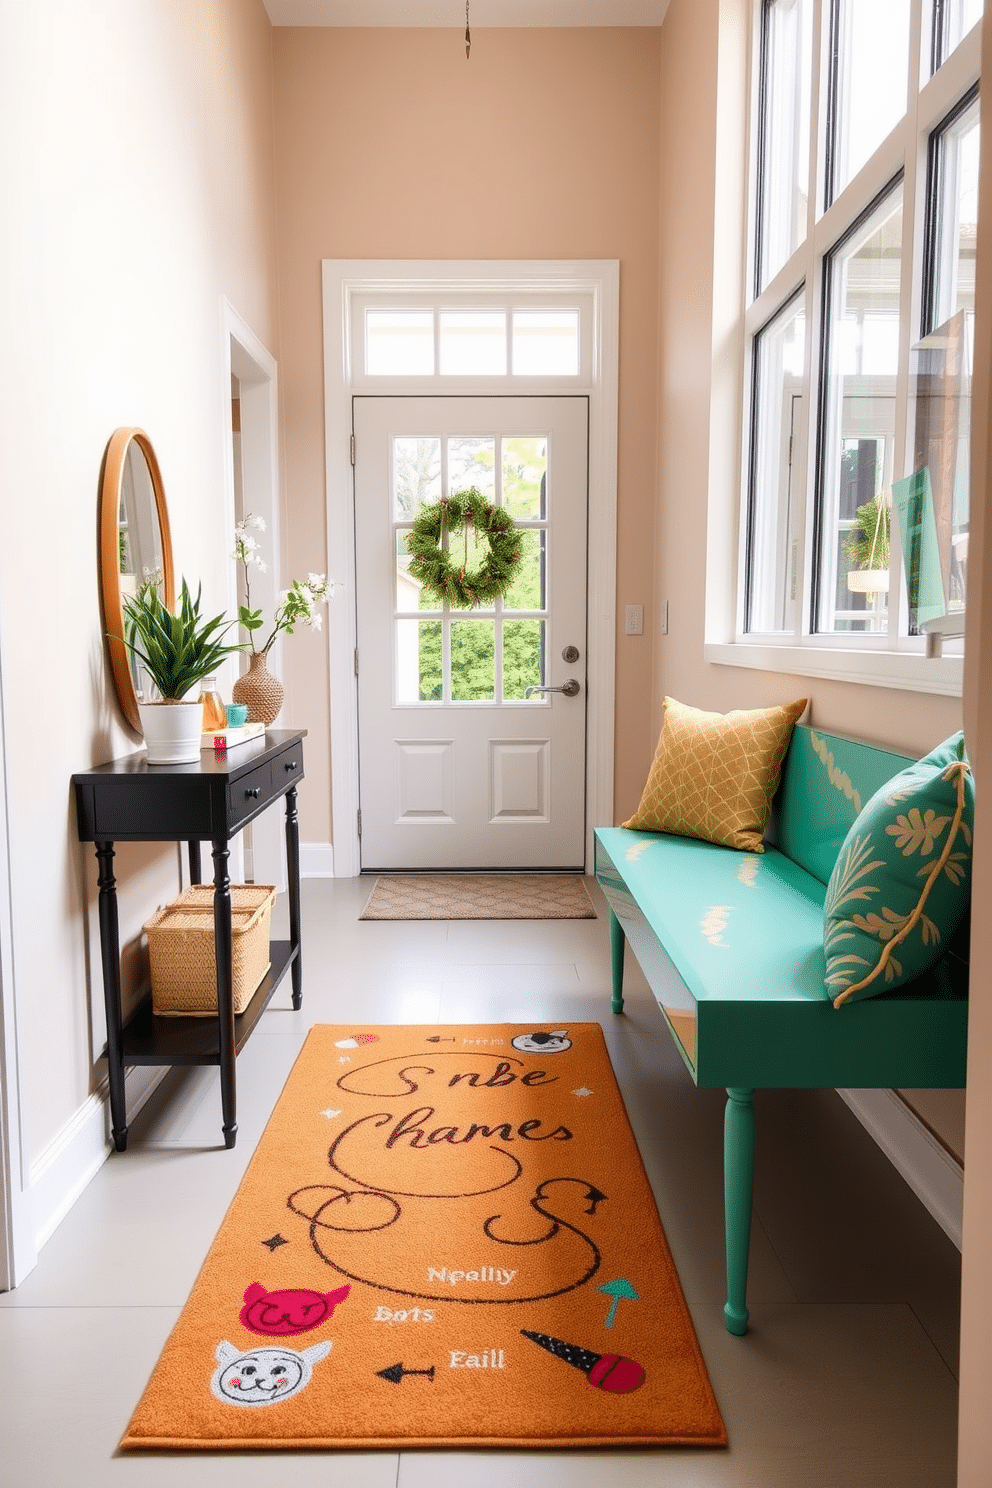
[893,469,945,630]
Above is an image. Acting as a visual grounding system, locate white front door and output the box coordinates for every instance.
[354,396,588,870]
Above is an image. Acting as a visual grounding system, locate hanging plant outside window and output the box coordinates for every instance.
[846,493,891,595]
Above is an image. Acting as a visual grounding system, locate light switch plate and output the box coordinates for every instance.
[624,604,643,636]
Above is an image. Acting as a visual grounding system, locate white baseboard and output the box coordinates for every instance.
[300,842,335,877]
[28,1066,167,1251]
[838,1086,963,1250]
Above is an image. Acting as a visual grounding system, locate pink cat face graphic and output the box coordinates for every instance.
[240,1281,350,1337]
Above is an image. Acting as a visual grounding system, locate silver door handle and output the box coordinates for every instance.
[525,678,581,698]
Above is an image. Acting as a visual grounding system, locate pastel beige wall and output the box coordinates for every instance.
[0,0,278,1206]
[271,26,663,840]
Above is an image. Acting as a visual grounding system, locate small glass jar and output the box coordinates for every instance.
[198,676,227,732]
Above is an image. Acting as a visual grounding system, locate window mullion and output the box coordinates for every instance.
[793,257,817,638]
[930,0,946,77]
[809,0,829,238]
[889,44,929,643]
[821,0,841,210]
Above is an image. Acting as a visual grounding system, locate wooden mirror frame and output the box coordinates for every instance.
[99,427,175,733]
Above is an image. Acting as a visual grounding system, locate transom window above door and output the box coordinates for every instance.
[350,294,591,385]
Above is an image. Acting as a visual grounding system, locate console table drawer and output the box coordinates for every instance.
[225,744,304,830]
[228,761,275,828]
[271,742,304,787]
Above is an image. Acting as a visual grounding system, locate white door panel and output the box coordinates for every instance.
[354,396,588,869]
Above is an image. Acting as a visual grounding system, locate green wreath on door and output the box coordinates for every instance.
[405,487,522,608]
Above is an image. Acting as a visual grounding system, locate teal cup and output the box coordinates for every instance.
[226,703,249,727]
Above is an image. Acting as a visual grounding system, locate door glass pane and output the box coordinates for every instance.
[831,0,910,199]
[511,311,580,375]
[396,619,442,702]
[448,436,495,496]
[393,437,441,519]
[502,620,545,700]
[817,186,902,633]
[758,0,812,288]
[502,437,547,518]
[395,531,441,613]
[503,529,545,611]
[451,620,495,701]
[746,291,805,632]
[367,311,434,376]
[439,312,507,375]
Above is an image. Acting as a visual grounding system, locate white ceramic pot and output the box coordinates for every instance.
[847,569,890,593]
[138,699,203,765]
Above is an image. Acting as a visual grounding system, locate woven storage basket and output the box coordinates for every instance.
[144,885,277,1017]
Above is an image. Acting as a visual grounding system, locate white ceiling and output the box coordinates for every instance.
[261,1,670,26]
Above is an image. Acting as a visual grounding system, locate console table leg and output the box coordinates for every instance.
[285,784,303,1009]
[212,839,237,1149]
[187,840,201,885]
[724,1086,755,1335]
[96,841,128,1152]
[609,911,626,1013]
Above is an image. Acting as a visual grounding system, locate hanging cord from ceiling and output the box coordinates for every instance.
[465,0,471,59]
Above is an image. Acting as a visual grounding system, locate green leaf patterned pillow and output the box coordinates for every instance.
[824,733,974,1007]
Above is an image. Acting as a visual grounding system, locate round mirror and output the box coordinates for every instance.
[99,428,175,733]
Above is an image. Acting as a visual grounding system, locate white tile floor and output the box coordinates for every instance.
[0,876,961,1486]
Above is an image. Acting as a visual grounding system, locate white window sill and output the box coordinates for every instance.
[704,641,963,697]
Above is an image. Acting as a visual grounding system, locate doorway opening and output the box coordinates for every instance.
[322,260,620,876]
[223,303,284,889]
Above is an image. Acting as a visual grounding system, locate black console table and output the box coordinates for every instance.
[72,729,306,1151]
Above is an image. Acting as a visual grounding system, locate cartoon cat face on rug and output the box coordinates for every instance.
[511,1029,572,1054]
[211,1340,331,1407]
[240,1281,350,1337]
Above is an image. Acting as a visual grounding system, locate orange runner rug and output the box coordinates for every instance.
[122,1024,727,1451]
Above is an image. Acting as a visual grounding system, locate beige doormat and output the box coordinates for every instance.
[359,874,596,921]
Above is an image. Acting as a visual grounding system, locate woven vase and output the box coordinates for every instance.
[231,651,284,726]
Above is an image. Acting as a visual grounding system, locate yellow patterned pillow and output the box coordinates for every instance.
[623,696,808,852]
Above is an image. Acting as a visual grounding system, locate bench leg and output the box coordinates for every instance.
[724,1086,755,1335]
[609,910,625,1013]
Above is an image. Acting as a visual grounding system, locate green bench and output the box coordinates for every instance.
[595,724,969,1335]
